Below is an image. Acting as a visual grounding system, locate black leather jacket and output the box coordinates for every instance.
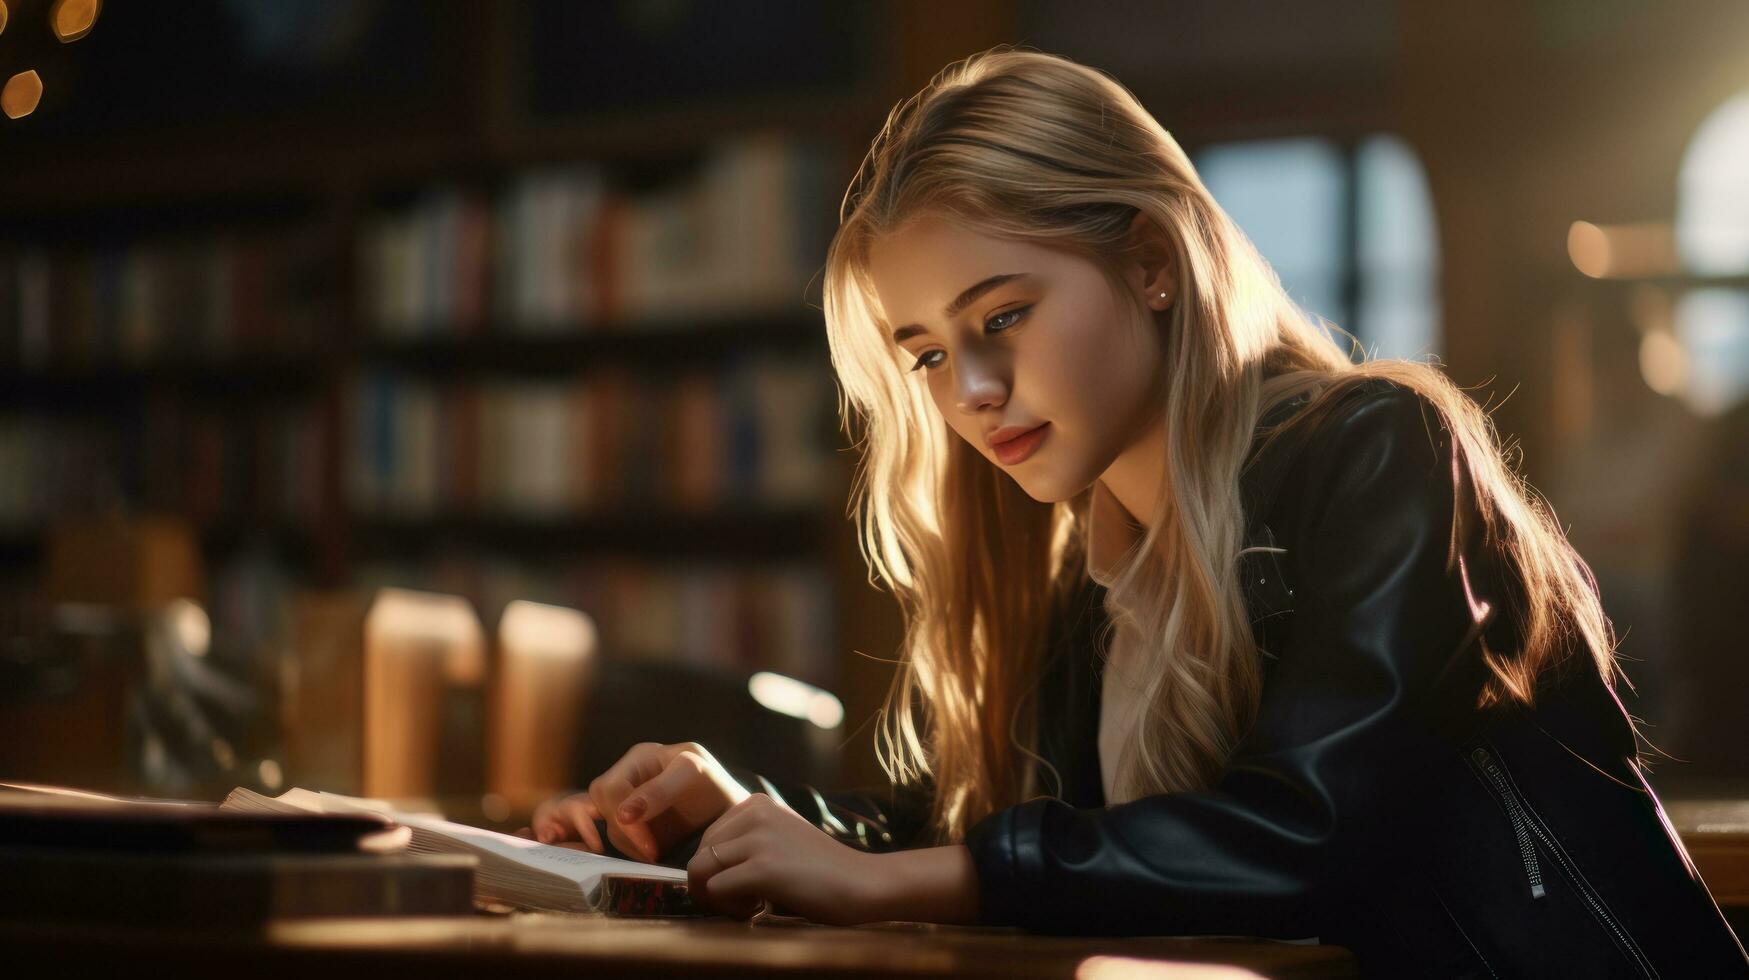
[709,379,1747,978]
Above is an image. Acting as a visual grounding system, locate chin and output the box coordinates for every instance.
[1008,468,1086,504]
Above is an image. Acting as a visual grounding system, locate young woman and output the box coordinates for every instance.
[527,47,1747,976]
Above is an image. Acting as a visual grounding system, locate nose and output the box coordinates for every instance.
[952,348,1008,415]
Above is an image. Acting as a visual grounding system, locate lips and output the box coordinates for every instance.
[988,422,1049,465]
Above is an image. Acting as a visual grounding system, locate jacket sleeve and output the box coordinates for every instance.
[962,384,1496,937]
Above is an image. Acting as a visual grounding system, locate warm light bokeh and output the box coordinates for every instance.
[1,69,41,119]
[50,0,99,43]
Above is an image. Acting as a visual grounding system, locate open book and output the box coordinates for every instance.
[221,787,686,913]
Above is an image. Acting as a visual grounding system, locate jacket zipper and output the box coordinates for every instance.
[1470,746,1547,901]
[1469,745,1659,978]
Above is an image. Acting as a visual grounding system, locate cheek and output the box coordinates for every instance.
[1033,320,1160,449]
[1018,332,1122,425]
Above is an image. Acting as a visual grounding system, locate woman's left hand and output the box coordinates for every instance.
[687,792,886,925]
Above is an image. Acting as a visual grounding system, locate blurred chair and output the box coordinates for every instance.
[569,658,843,799]
[282,591,371,794]
[0,517,258,798]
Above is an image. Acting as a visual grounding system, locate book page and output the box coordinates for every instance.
[226,785,684,895]
[393,811,685,885]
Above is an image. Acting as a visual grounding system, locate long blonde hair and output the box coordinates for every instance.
[821,45,1627,843]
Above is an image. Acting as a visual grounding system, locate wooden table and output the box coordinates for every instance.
[1672,799,1749,911]
[0,913,1357,978]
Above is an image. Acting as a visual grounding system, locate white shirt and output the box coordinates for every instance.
[1098,619,1147,805]
[1083,478,1322,945]
[1085,478,1147,806]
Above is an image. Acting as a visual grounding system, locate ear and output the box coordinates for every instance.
[1125,210,1178,311]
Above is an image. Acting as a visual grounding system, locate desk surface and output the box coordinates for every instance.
[1671,799,1749,908]
[0,913,1357,979]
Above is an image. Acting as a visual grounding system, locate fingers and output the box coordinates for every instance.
[589,742,672,863]
[530,797,571,843]
[696,791,766,851]
[690,793,775,886]
[693,849,766,920]
[686,834,758,918]
[558,796,605,852]
[687,830,745,885]
[615,750,709,826]
[530,793,605,851]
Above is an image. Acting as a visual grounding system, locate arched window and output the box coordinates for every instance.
[1194,134,1441,363]
[1673,91,1749,416]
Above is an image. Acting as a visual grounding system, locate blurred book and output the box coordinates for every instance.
[0,781,474,925]
[0,781,409,854]
[345,357,829,519]
[0,405,325,533]
[222,786,685,913]
[489,600,597,817]
[357,134,832,334]
[350,558,835,683]
[283,588,486,801]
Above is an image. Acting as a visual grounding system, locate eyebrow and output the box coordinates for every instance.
[890,273,1032,344]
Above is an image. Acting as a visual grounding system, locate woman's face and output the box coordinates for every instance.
[867,213,1172,503]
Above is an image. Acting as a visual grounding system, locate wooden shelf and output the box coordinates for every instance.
[1580,272,1749,290]
[346,507,828,562]
[356,311,828,375]
[0,99,872,214]
[0,354,332,407]
[0,306,831,402]
[0,522,313,567]
[0,504,833,568]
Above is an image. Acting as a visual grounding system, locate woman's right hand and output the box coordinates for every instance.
[528,741,751,864]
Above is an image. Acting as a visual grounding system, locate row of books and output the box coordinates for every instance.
[0,229,332,371]
[0,133,836,371]
[0,404,327,530]
[358,132,835,335]
[346,357,834,518]
[1,354,836,532]
[352,556,837,688]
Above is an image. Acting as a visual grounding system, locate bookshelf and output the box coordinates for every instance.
[0,1,906,711]
[0,0,1029,791]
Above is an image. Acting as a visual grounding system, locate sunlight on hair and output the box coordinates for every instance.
[824,43,1631,840]
[748,671,844,729]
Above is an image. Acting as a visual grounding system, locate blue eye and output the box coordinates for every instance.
[907,305,1031,374]
[986,305,1029,332]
